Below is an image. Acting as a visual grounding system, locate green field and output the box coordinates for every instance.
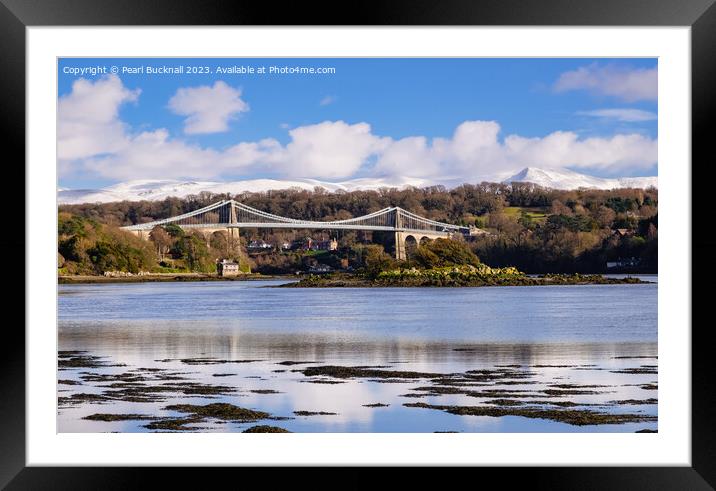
[503,206,549,222]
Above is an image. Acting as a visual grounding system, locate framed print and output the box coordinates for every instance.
[4,0,715,487]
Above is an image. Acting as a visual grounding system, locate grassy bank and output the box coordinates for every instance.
[281,265,649,288]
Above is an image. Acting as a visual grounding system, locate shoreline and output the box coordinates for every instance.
[58,272,654,286]
[281,272,652,288]
[58,273,293,284]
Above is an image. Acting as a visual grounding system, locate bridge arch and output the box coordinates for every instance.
[419,236,432,245]
[404,235,418,258]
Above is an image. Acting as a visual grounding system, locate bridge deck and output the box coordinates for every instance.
[120,199,476,236]
[129,222,453,234]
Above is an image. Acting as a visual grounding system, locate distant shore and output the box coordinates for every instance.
[58,273,292,284]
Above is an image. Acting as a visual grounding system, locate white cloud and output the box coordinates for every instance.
[220,120,387,179]
[376,121,656,178]
[577,108,657,122]
[81,120,385,181]
[168,81,249,134]
[85,129,221,180]
[319,95,337,106]
[374,121,505,178]
[374,136,437,178]
[220,138,284,170]
[86,129,219,180]
[554,64,657,102]
[58,74,140,160]
[449,120,505,171]
[59,76,657,183]
[280,121,386,178]
[503,131,657,171]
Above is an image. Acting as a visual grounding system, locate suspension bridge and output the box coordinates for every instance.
[121,199,483,259]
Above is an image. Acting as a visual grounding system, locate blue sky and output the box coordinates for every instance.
[57,58,658,189]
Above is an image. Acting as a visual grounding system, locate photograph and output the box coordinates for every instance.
[56,56,658,434]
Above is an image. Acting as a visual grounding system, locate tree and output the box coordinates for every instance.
[183,232,212,272]
[488,212,523,236]
[149,226,172,259]
[210,230,229,255]
[550,199,573,216]
[595,206,616,228]
[639,204,658,219]
[413,246,441,269]
[164,223,185,238]
[85,229,156,274]
[414,238,481,269]
[363,245,396,278]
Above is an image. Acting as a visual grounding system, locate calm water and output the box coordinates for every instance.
[58,279,658,433]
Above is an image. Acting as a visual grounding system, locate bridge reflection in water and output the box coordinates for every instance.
[122,199,485,259]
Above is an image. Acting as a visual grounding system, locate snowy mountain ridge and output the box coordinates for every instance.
[58,168,657,205]
[502,167,657,190]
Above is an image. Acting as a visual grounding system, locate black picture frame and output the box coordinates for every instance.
[3,0,714,487]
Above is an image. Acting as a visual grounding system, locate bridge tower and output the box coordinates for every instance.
[226,200,247,271]
[228,200,238,240]
[394,208,407,261]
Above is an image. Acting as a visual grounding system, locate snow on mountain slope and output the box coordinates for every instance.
[58,168,658,204]
[57,177,433,205]
[502,167,657,190]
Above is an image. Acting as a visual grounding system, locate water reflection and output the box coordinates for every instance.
[58,280,657,433]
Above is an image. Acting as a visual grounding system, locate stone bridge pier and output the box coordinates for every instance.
[128,229,148,240]
[394,231,450,260]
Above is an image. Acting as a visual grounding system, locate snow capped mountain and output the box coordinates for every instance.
[57,176,433,205]
[57,168,658,205]
[502,167,657,190]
